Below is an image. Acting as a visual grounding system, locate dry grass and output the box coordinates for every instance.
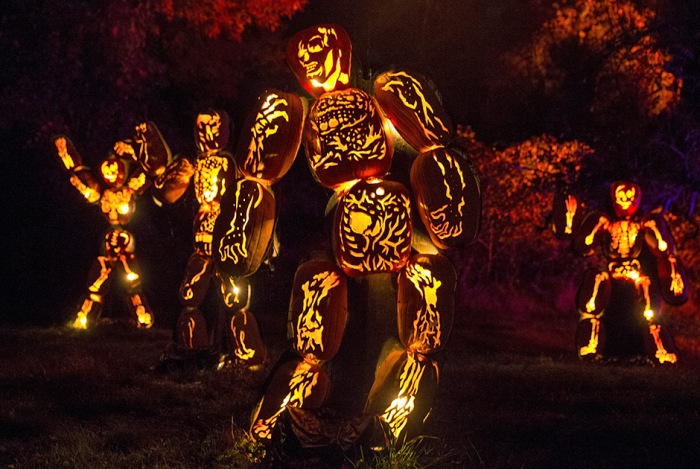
[1,295,699,468]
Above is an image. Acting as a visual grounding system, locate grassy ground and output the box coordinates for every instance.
[1,303,699,468]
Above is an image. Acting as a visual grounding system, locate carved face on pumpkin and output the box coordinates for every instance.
[611,182,641,218]
[288,24,351,96]
[100,158,126,187]
[195,111,230,154]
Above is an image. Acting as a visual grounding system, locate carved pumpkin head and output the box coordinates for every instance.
[287,24,352,97]
[410,148,481,250]
[213,178,276,278]
[611,182,641,218]
[397,254,456,354]
[235,90,304,184]
[373,70,453,153]
[333,178,412,277]
[289,259,347,363]
[100,157,126,187]
[304,88,392,190]
[195,110,231,155]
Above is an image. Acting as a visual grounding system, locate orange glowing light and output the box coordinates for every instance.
[381,353,425,439]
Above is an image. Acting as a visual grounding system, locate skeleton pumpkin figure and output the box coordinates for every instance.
[557,182,688,364]
[250,24,480,447]
[52,123,168,329]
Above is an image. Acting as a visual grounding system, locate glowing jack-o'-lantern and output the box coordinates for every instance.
[100,158,126,187]
[364,350,439,444]
[304,88,393,190]
[175,307,210,350]
[235,90,304,184]
[411,148,480,250]
[397,254,456,355]
[227,308,266,367]
[250,357,330,443]
[575,269,612,315]
[374,70,453,153]
[552,192,585,240]
[333,178,412,277]
[611,182,641,218]
[286,24,352,98]
[213,178,276,278]
[289,259,348,363]
[195,110,231,155]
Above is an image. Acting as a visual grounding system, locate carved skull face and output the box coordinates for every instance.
[288,24,351,96]
[612,182,641,218]
[100,157,125,187]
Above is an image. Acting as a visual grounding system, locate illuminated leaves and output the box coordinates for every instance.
[159,0,307,40]
[456,126,594,244]
[503,0,681,117]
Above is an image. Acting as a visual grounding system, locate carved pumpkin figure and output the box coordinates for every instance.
[568,182,687,364]
[53,125,168,329]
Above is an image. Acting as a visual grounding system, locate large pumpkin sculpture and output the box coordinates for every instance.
[247,24,481,452]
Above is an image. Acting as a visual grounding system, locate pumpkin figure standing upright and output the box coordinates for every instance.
[554,182,688,364]
[250,24,480,447]
[53,122,170,329]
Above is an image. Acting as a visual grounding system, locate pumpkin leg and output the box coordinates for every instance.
[72,256,113,329]
[646,324,678,364]
[576,313,605,359]
[127,293,153,328]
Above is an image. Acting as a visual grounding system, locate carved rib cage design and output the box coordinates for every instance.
[100,187,134,225]
[608,220,640,258]
[252,362,321,441]
[218,179,263,265]
[382,353,425,439]
[405,262,443,351]
[310,89,387,172]
[297,271,340,355]
[194,156,228,204]
[245,94,290,176]
[196,112,224,154]
[338,181,412,275]
[428,151,466,242]
[380,71,449,144]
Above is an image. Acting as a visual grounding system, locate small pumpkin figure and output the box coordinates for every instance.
[289,259,348,363]
[397,254,456,355]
